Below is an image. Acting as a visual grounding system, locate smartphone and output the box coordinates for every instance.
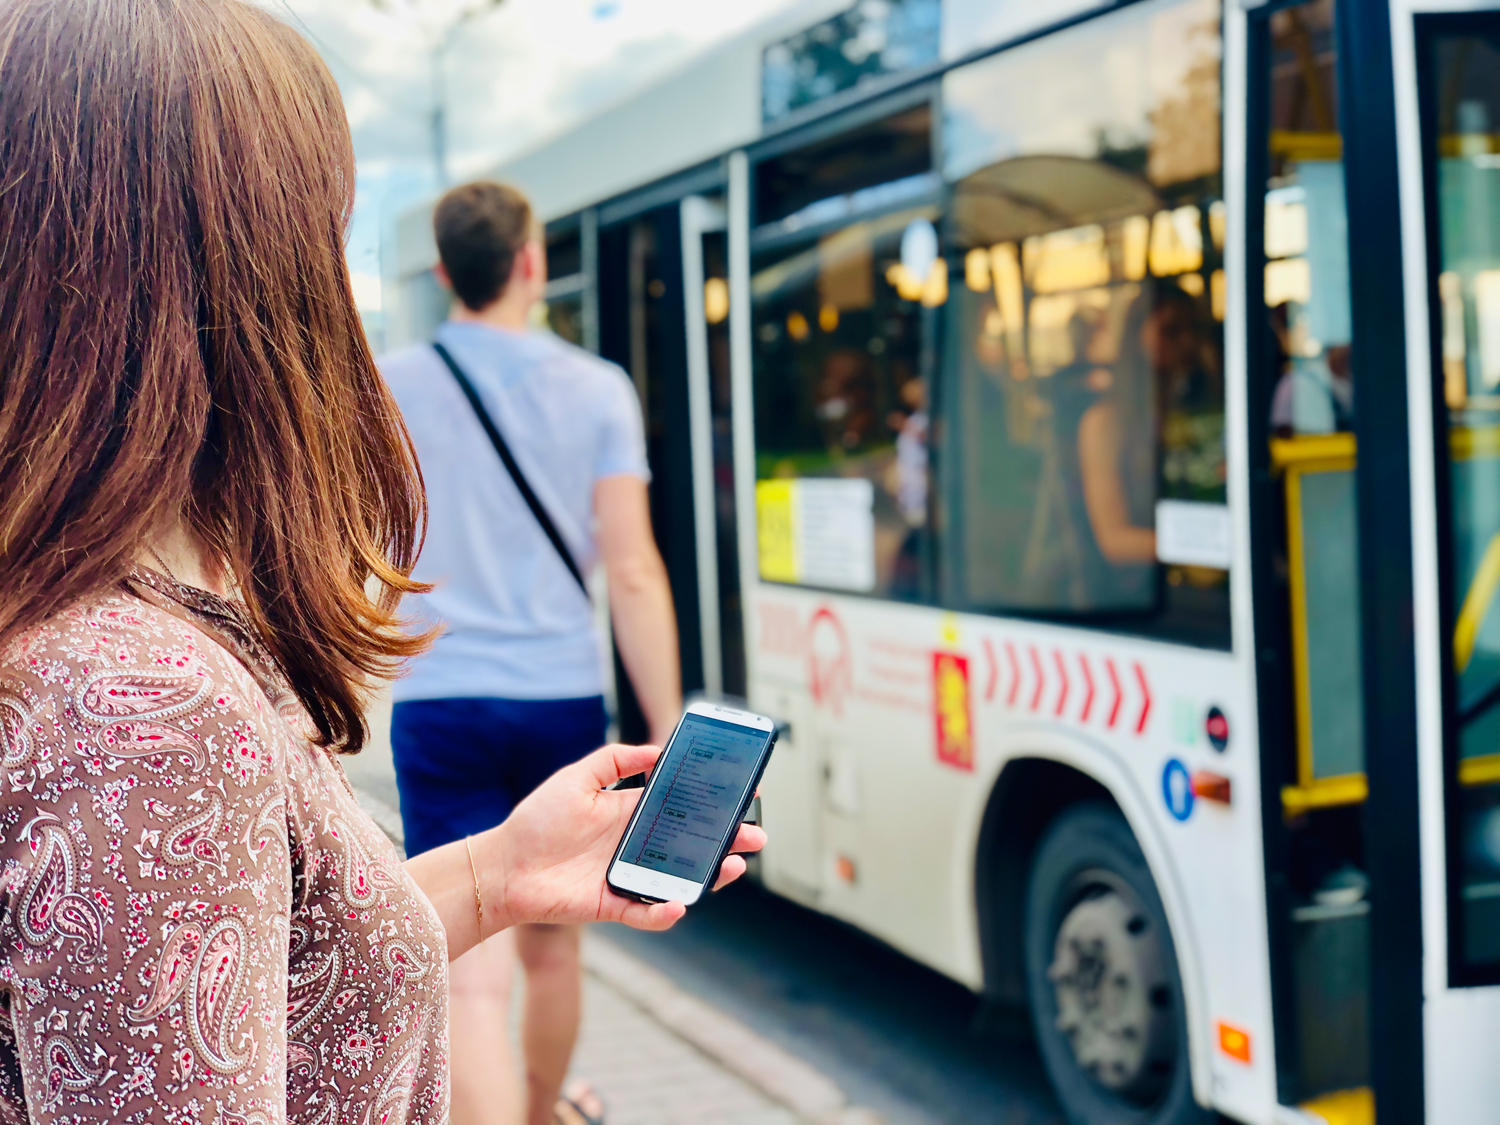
[606,701,777,906]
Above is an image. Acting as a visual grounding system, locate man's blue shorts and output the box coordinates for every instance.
[390,695,608,858]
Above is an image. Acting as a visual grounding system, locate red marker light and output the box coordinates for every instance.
[1206,706,1229,752]
[1191,771,1232,805]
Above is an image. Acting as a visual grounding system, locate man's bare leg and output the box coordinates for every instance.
[516,923,584,1125]
[448,930,524,1125]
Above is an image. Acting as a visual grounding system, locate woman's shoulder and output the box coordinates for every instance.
[0,582,295,803]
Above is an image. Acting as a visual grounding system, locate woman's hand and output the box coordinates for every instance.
[477,743,767,936]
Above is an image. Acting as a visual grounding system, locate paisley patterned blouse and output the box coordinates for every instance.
[0,569,450,1125]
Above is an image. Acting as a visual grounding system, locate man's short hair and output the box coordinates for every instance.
[433,181,534,311]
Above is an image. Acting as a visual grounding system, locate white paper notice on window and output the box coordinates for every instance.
[797,478,876,591]
[1155,500,1233,569]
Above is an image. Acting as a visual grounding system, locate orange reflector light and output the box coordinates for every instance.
[1191,770,1232,804]
[1218,1021,1251,1064]
[835,855,856,883]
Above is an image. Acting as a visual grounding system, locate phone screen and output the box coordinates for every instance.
[619,713,771,883]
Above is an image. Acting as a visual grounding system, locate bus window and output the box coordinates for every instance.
[543,226,587,346]
[1423,19,1500,981]
[938,0,1229,647]
[754,104,933,229]
[752,204,939,599]
[1265,0,1352,438]
[761,0,940,124]
[542,289,585,347]
[547,227,582,279]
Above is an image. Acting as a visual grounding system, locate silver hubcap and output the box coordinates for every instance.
[1048,886,1173,1098]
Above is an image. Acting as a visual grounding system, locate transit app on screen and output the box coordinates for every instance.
[622,714,769,882]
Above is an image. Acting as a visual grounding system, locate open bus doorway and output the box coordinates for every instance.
[596,197,745,740]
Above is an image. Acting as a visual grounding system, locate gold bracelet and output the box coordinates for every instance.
[464,836,484,937]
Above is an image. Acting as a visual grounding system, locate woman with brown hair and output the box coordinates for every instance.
[0,2,762,1123]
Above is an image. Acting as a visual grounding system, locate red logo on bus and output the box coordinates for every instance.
[933,652,974,772]
[807,607,852,714]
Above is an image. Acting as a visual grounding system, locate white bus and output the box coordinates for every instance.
[387,1,1500,1121]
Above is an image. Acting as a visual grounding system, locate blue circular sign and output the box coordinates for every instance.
[1162,758,1194,822]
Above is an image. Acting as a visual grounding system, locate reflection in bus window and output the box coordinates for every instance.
[1427,24,1500,975]
[939,0,1229,646]
[543,228,587,347]
[761,0,940,124]
[1077,289,1220,578]
[1264,0,1352,437]
[543,292,585,346]
[752,206,937,599]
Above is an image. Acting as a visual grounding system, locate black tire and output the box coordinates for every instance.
[1024,803,1211,1125]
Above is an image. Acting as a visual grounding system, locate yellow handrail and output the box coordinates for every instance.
[1269,432,1355,473]
[1455,531,1500,672]
[1460,753,1500,787]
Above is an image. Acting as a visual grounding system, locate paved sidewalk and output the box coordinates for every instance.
[572,940,798,1125]
[346,693,877,1125]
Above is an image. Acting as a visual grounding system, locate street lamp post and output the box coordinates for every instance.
[365,0,504,187]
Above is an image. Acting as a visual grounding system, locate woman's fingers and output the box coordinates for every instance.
[579,743,661,790]
[610,895,686,931]
[727,823,767,856]
[711,854,747,891]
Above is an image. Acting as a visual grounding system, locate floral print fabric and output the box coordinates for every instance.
[0,569,449,1125]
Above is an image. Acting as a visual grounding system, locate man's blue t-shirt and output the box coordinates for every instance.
[380,321,649,703]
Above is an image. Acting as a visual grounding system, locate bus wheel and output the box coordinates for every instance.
[1023,804,1209,1125]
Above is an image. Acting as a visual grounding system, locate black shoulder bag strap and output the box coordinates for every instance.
[432,341,590,598]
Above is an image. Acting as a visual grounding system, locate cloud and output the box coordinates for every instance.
[278,0,795,176]
[271,0,798,338]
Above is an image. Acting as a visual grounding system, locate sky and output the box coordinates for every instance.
[267,0,798,339]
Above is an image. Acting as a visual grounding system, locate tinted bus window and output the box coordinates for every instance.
[755,105,933,228]
[547,228,582,280]
[939,0,1229,646]
[543,294,585,347]
[1423,19,1500,981]
[1266,0,1352,437]
[544,227,586,347]
[762,0,940,123]
[752,204,940,599]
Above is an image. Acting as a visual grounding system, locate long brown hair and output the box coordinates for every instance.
[0,0,430,752]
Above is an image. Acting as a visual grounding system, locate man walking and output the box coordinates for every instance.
[380,181,682,1125]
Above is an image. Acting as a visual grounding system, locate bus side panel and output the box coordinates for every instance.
[752,588,985,977]
[749,585,1279,1123]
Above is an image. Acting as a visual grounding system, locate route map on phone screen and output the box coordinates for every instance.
[622,714,769,882]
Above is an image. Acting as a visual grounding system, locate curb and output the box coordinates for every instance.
[583,935,881,1125]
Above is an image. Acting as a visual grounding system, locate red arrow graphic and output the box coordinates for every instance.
[1134,662,1152,734]
[1078,654,1095,723]
[1105,658,1123,729]
[983,638,998,702]
[1005,643,1021,707]
[1053,650,1070,717]
[1029,646,1045,712]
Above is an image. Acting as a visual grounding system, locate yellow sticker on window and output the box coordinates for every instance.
[756,480,798,583]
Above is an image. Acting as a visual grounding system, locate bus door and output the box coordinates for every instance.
[1254,2,1500,1118]
[594,194,744,735]
[1409,9,1500,1118]
[1245,2,1380,1114]
[597,204,708,739]
[678,196,746,702]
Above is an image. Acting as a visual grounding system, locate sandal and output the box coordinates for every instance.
[553,1080,605,1125]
